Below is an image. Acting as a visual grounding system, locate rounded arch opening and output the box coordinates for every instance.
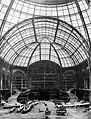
[27,60,62,90]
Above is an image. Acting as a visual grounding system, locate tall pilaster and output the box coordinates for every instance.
[75,0,91,102]
[0,59,4,103]
[9,65,13,96]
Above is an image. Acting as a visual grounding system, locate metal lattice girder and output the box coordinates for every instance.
[0,0,15,37]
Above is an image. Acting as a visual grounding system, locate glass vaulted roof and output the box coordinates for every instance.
[0,17,88,67]
[0,0,90,67]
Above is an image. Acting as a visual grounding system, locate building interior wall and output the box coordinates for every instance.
[0,58,89,91]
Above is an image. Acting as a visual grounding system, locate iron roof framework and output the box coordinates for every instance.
[0,17,89,67]
[0,0,90,68]
[0,0,90,38]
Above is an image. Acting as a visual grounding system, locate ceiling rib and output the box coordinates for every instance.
[32,19,37,42]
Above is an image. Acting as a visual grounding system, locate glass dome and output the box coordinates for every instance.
[0,17,88,67]
[0,0,90,38]
[0,0,90,67]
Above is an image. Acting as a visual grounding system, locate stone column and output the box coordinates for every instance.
[0,60,3,103]
[9,66,13,96]
[0,70,2,103]
[88,56,91,102]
